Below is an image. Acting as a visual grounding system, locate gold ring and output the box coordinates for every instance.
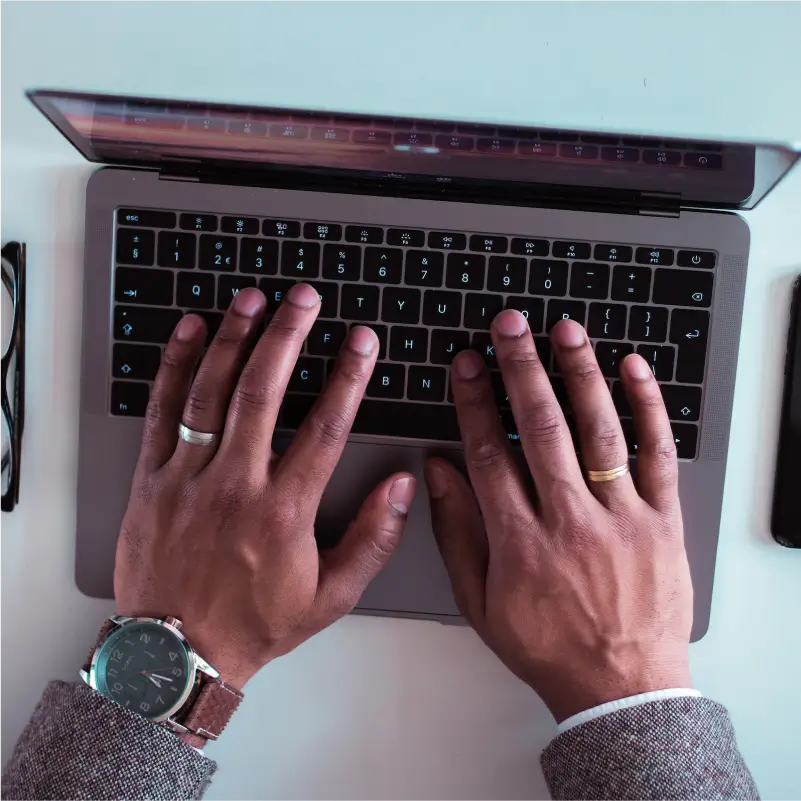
[587,463,630,483]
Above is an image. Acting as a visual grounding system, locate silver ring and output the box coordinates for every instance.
[178,423,220,447]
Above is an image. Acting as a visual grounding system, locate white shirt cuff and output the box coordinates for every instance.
[557,688,702,734]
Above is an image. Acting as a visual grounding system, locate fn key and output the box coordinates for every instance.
[111,382,149,416]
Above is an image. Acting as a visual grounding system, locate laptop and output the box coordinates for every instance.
[29,89,799,640]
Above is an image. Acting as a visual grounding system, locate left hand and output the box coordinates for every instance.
[114,284,416,689]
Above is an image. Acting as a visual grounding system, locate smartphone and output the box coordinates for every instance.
[771,276,801,547]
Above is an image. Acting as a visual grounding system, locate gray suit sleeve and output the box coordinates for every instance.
[2,681,217,801]
[541,696,759,800]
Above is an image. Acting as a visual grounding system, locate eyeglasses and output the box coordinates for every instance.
[2,242,26,512]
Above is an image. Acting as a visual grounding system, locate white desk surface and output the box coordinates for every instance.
[2,2,801,798]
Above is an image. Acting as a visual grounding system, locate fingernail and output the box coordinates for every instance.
[493,309,528,338]
[551,319,586,348]
[454,350,484,380]
[285,282,320,308]
[623,353,652,381]
[424,462,449,500]
[232,287,265,317]
[175,314,203,342]
[388,476,416,515]
[347,326,377,356]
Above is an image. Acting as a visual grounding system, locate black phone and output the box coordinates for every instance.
[772,276,801,547]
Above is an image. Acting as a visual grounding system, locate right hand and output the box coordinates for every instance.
[425,311,693,723]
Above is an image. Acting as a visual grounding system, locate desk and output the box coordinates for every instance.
[2,3,800,798]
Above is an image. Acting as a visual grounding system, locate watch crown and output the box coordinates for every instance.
[165,616,182,630]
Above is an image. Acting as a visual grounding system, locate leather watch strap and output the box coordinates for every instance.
[179,678,243,749]
[82,619,117,673]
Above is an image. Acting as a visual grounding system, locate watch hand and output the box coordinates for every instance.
[150,673,171,682]
[143,673,163,689]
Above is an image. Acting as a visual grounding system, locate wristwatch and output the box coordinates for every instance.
[80,615,242,748]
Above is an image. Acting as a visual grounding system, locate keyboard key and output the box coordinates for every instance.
[286,357,324,393]
[364,247,403,284]
[434,134,475,151]
[112,344,162,381]
[389,327,428,363]
[362,324,388,360]
[594,244,632,263]
[611,265,652,303]
[111,381,149,416]
[428,231,467,250]
[553,241,591,260]
[387,228,425,248]
[199,235,237,271]
[281,242,321,278]
[588,303,627,340]
[560,144,599,160]
[469,235,508,253]
[505,296,545,332]
[446,254,485,290]
[307,281,339,318]
[677,250,716,269]
[340,284,380,321]
[423,291,463,327]
[671,422,699,459]
[393,132,433,147]
[430,329,470,364]
[352,128,392,145]
[345,225,383,244]
[511,238,549,257]
[471,333,498,367]
[382,287,421,323]
[477,137,515,154]
[322,244,361,281]
[601,146,639,163]
[611,382,632,417]
[180,213,217,232]
[217,276,257,310]
[115,267,173,306]
[351,399,460,441]
[653,269,713,308]
[270,123,308,139]
[366,363,406,399]
[636,247,674,266]
[307,321,347,356]
[116,228,155,265]
[643,149,681,166]
[157,232,196,268]
[310,126,349,142]
[546,300,586,329]
[487,256,527,293]
[228,120,267,136]
[186,117,225,133]
[114,306,182,344]
[408,366,447,402]
[221,216,259,235]
[240,238,279,275]
[684,152,722,170]
[263,219,300,238]
[570,263,610,300]
[670,308,709,384]
[259,278,295,313]
[177,272,215,309]
[595,341,634,378]
[517,141,558,157]
[535,336,552,370]
[628,305,668,342]
[404,250,444,287]
[529,260,568,296]
[118,209,176,228]
[661,385,702,422]
[303,222,342,241]
[464,293,503,330]
[637,344,675,381]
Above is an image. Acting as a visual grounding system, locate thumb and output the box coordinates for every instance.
[425,458,488,627]
[316,473,416,616]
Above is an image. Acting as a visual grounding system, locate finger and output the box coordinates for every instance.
[316,474,416,617]
[490,310,586,512]
[173,288,266,473]
[276,326,378,505]
[425,458,488,627]
[450,349,534,537]
[137,314,206,473]
[550,319,638,509]
[219,283,320,475]
[620,354,680,514]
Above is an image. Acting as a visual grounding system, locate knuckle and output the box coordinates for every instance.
[183,389,216,419]
[309,410,351,449]
[503,343,541,374]
[212,321,250,350]
[568,354,602,385]
[465,435,509,474]
[585,419,623,455]
[518,402,565,447]
[159,344,189,372]
[641,435,679,480]
[234,365,282,411]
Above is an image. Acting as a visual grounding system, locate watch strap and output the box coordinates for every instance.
[179,678,243,748]
[82,618,117,673]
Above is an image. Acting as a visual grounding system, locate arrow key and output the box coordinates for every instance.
[113,344,162,381]
[115,267,174,306]
[660,384,702,422]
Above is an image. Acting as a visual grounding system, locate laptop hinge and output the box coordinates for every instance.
[158,158,201,182]
[638,192,681,218]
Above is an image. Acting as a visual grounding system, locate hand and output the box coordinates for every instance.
[425,312,692,722]
[114,285,416,689]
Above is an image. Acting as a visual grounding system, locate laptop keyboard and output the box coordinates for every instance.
[110,208,715,459]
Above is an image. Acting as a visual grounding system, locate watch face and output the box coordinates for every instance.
[94,620,193,719]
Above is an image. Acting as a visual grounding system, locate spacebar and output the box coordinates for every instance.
[353,400,462,442]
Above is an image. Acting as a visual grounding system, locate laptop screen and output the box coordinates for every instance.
[28,89,799,211]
